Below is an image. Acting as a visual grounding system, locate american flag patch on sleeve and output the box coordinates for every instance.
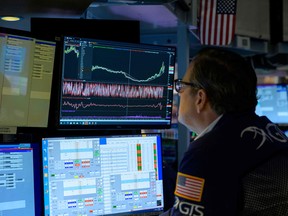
[175,172,205,202]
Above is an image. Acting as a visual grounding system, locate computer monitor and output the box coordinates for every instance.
[0,27,56,130]
[256,84,288,124]
[42,133,164,216]
[0,142,42,215]
[53,36,176,130]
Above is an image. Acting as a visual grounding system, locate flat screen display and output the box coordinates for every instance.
[256,84,288,124]
[42,133,164,216]
[55,36,176,130]
[0,142,42,215]
[0,27,56,129]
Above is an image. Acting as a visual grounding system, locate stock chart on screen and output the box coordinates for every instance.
[56,36,176,130]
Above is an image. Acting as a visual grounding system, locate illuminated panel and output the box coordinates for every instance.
[121,172,150,190]
[256,84,288,124]
[42,134,164,216]
[63,178,96,196]
[57,36,176,129]
[0,29,56,128]
[0,143,36,215]
[60,140,93,160]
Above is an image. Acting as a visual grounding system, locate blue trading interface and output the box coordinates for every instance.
[42,134,164,216]
[256,84,288,124]
[0,143,35,216]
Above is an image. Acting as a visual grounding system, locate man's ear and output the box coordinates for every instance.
[195,89,208,113]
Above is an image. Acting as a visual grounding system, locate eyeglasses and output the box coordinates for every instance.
[174,79,199,93]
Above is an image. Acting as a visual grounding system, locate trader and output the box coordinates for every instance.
[161,47,288,216]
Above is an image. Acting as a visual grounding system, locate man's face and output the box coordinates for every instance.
[177,66,200,133]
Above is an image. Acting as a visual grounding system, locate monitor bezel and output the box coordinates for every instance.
[41,132,165,216]
[51,36,177,131]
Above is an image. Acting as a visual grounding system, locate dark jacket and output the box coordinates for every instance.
[162,112,288,216]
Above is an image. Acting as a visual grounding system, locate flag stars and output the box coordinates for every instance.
[217,0,237,14]
[199,0,237,45]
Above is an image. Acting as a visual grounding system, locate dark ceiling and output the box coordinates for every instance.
[1,0,288,77]
[0,0,94,15]
[0,0,205,54]
[0,0,192,34]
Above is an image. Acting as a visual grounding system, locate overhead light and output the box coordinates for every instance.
[1,16,23,22]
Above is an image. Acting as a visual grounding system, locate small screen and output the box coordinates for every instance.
[0,142,42,215]
[42,133,164,216]
[56,36,176,130]
[256,84,288,124]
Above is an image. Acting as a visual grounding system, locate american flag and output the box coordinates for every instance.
[199,0,237,46]
[175,173,205,202]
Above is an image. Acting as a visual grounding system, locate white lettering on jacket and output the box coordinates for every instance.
[241,123,287,150]
[174,197,205,216]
